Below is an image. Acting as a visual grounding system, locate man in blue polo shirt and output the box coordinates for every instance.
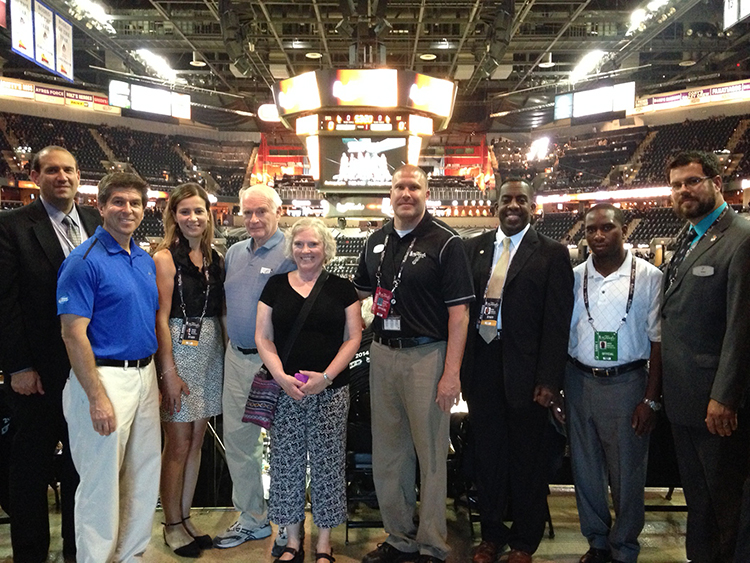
[57,173,160,563]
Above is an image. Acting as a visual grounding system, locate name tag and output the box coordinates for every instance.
[594,331,618,362]
[181,317,203,346]
[692,265,714,277]
[260,267,272,274]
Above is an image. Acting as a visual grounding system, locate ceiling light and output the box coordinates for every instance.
[538,53,555,68]
[569,50,606,84]
[189,51,206,67]
[306,52,323,59]
[420,53,437,61]
[679,58,696,67]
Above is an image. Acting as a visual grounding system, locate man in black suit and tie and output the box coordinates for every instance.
[0,146,101,562]
[461,178,574,563]
[661,151,750,563]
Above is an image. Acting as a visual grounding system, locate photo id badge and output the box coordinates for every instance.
[594,331,618,361]
[383,315,401,331]
[478,298,501,329]
[372,286,393,318]
[181,317,203,346]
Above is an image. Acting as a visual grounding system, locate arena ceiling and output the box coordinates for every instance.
[2,0,749,131]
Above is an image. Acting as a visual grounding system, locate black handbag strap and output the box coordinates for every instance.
[278,270,329,365]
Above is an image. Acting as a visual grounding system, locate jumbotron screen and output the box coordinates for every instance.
[320,136,407,190]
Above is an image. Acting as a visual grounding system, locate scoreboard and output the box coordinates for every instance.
[320,112,408,133]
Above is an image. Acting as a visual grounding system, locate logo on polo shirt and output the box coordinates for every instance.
[58,296,69,304]
[409,250,426,265]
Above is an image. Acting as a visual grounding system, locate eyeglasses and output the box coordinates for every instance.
[670,176,711,191]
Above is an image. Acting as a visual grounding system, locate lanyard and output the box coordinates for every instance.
[685,205,729,257]
[374,233,416,296]
[583,255,636,334]
[176,259,211,323]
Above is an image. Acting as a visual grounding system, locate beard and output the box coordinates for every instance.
[673,191,716,220]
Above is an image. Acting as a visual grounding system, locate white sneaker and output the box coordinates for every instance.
[213,521,272,549]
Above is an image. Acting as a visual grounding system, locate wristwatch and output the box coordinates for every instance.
[643,398,662,411]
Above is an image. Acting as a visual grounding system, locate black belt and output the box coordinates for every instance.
[95,355,153,369]
[236,346,258,355]
[570,357,647,378]
[373,334,440,349]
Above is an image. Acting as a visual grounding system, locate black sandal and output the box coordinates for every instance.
[315,551,335,563]
[182,515,212,549]
[273,546,304,563]
[161,521,201,558]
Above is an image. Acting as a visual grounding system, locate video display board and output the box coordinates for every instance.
[320,136,407,190]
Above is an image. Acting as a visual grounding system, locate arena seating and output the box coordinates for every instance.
[133,207,165,242]
[627,207,683,245]
[633,116,742,185]
[1,113,107,181]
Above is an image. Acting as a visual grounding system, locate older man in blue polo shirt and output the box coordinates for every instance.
[213,184,295,551]
[58,173,160,563]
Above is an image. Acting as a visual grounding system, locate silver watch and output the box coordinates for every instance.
[643,398,662,411]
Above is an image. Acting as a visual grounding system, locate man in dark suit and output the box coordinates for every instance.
[461,178,574,563]
[661,151,750,563]
[0,146,101,562]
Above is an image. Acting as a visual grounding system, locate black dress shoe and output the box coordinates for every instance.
[579,547,612,563]
[362,543,419,563]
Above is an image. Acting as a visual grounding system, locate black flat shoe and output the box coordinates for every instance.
[183,516,213,549]
[162,521,201,558]
[273,546,304,563]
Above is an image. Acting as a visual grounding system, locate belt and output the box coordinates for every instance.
[236,346,258,355]
[95,355,153,369]
[373,334,440,349]
[570,357,647,378]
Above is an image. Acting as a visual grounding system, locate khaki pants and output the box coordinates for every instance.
[369,340,450,560]
[222,344,267,529]
[63,363,160,563]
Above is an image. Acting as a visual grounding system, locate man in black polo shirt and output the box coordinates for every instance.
[354,164,474,563]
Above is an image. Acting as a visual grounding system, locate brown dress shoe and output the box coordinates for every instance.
[507,549,532,563]
[472,540,500,563]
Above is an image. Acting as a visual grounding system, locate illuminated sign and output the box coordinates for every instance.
[296,114,319,136]
[408,73,455,118]
[331,69,398,107]
[108,80,191,119]
[408,114,433,136]
[635,78,750,112]
[108,80,130,109]
[320,136,407,190]
[0,77,35,99]
[276,71,321,115]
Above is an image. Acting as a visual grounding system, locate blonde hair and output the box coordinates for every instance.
[284,218,336,264]
[156,182,214,265]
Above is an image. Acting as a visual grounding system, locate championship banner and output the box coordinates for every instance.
[33,0,55,73]
[55,13,73,80]
[10,0,34,61]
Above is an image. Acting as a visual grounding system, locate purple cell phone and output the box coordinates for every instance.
[295,372,309,383]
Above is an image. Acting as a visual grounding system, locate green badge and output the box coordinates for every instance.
[594,331,618,361]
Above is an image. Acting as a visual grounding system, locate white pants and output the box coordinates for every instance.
[63,363,161,563]
[222,344,267,528]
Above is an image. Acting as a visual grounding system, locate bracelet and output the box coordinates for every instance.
[158,365,177,380]
[643,398,662,412]
[322,372,333,386]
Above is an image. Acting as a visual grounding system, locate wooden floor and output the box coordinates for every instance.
[0,486,688,562]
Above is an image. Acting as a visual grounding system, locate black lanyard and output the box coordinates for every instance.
[583,254,636,333]
[374,233,416,296]
[176,260,211,323]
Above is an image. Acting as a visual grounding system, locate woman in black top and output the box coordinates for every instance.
[256,218,362,563]
[154,183,224,557]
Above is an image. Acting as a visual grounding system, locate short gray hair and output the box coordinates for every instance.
[239,184,282,212]
[284,217,336,264]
